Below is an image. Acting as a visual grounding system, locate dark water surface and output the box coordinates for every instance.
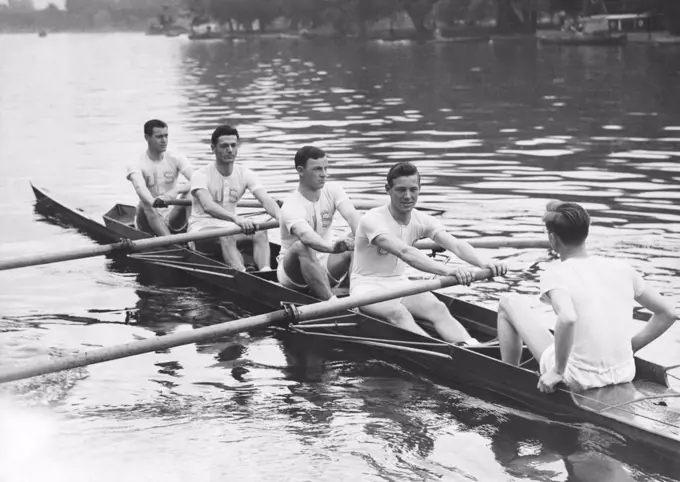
[0,33,679,481]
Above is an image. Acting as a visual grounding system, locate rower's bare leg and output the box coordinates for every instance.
[497,294,553,366]
[139,205,171,236]
[326,251,352,287]
[166,204,189,232]
[219,234,246,271]
[252,231,271,270]
[282,241,333,299]
[360,300,431,338]
[402,292,472,344]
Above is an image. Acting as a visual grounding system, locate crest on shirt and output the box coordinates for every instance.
[228,188,239,204]
[321,209,332,228]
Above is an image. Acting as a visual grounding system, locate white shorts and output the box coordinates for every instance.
[539,344,636,392]
[187,218,237,233]
[349,276,411,310]
[277,252,338,290]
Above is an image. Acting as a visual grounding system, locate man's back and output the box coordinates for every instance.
[540,256,644,373]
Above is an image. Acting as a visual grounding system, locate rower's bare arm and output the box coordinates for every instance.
[128,172,155,205]
[373,234,449,276]
[252,188,281,220]
[291,225,339,253]
[193,189,239,223]
[631,287,678,352]
[433,231,488,266]
[548,289,577,374]
[337,201,361,235]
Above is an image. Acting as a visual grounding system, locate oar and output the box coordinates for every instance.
[415,238,550,250]
[0,220,279,271]
[166,199,548,250]
[165,198,442,213]
[0,269,494,384]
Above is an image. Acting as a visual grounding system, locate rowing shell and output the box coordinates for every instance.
[30,183,680,460]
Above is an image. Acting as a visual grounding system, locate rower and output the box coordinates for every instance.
[350,162,507,345]
[126,119,194,236]
[497,201,678,393]
[277,146,361,300]
[188,124,280,271]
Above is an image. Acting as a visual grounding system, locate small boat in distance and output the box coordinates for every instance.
[538,32,627,46]
[38,30,47,38]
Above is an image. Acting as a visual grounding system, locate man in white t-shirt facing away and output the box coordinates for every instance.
[189,124,280,271]
[277,146,361,300]
[126,119,194,236]
[498,201,678,393]
[350,162,507,346]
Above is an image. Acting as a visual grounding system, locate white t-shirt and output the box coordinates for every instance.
[279,182,349,257]
[126,150,192,197]
[539,256,646,374]
[189,164,263,222]
[351,204,447,281]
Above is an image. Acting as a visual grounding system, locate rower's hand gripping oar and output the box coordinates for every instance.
[0,220,280,271]
[0,269,496,384]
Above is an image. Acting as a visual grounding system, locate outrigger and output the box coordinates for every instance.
[15,184,680,460]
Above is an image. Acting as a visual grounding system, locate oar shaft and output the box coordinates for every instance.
[166,198,438,212]
[0,269,492,384]
[415,238,551,251]
[294,269,493,322]
[0,310,288,384]
[0,220,279,271]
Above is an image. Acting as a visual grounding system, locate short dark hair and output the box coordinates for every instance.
[542,201,590,245]
[211,125,240,146]
[144,119,167,136]
[386,162,420,187]
[294,145,326,169]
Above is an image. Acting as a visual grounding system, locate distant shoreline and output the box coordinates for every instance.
[3,27,679,45]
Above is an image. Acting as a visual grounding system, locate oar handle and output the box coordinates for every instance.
[0,220,280,271]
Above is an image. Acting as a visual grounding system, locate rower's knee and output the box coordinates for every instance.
[290,240,316,260]
[499,293,522,315]
[253,230,268,243]
[219,235,237,247]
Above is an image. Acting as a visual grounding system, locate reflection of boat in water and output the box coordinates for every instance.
[538,32,627,46]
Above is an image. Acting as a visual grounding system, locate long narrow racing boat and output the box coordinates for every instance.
[30,183,680,460]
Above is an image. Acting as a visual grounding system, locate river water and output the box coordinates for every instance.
[0,33,679,482]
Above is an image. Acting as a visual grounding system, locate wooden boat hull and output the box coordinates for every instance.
[30,184,680,459]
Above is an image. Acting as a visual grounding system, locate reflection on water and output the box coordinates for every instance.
[0,33,679,481]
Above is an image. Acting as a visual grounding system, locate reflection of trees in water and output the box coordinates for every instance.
[176,40,679,221]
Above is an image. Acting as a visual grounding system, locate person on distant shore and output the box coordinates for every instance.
[277,146,361,300]
[126,119,194,236]
[497,201,678,393]
[189,124,280,271]
[350,162,507,345]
